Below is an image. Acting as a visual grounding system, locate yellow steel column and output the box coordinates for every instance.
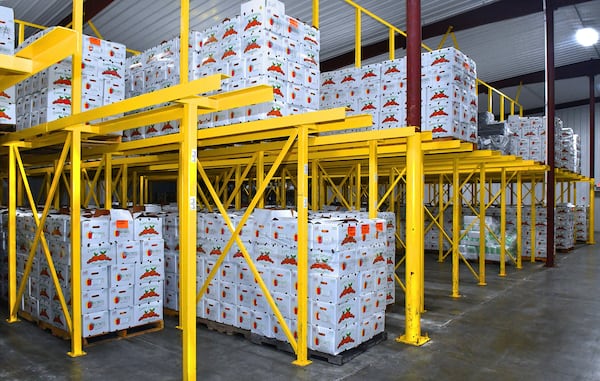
[451,159,460,298]
[121,164,128,208]
[389,168,396,214]
[499,168,507,277]
[235,165,242,210]
[132,171,138,206]
[516,172,523,269]
[499,96,505,121]
[312,0,319,29]
[319,166,325,210]
[589,179,596,244]
[7,145,18,322]
[397,133,429,346]
[572,181,575,205]
[369,141,377,218]
[53,160,61,209]
[68,129,85,357]
[257,151,265,208]
[355,9,361,68]
[180,101,198,381]
[293,125,311,366]
[419,145,425,313]
[487,89,493,114]
[355,163,361,211]
[438,175,444,262]
[105,153,112,209]
[389,29,395,60]
[478,165,487,286]
[311,160,319,211]
[16,169,22,206]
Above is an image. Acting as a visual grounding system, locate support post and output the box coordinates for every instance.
[180,102,197,381]
[516,172,523,269]
[590,75,595,183]
[312,160,319,211]
[589,180,595,244]
[478,165,487,285]
[355,163,361,211]
[7,146,18,322]
[257,151,265,208]
[121,164,128,208]
[293,125,312,366]
[451,159,460,298]
[369,141,378,218]
[235,165,242,210]
[544,0,556,267]
[104,153,112,209]
[499,168,507,277]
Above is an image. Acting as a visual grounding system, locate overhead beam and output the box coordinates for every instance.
[480,59,600,91]
[525,96,600,115]
[58,0,115,27]
[320,0,591,71]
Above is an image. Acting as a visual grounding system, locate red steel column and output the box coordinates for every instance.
[544,0,555,267]
[590,75,596,178]
[406,0,422,131]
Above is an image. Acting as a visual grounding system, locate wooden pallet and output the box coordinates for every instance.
[163,307,179,317]
[557,247,575,253]
[197,318,251,339]
[521,256,547,262]
[249,331,388,365]
[38,320,70,340]
[84,320,164,347]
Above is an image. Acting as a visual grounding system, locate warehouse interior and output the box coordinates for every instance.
[0,0,598,380]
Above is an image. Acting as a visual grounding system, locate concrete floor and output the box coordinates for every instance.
[1,235,599,381]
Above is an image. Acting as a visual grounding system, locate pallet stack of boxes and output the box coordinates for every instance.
[123,0,320,141]
[574,205,588,242]
[0,6,15,125]
[556,127,581,174]
[161,208,395,355]
[319,47,478,142]
[14,31,126,131]
[506,116,547,163]
[423,206,452,251]
[162,210,180,311]
[555,203,575,250]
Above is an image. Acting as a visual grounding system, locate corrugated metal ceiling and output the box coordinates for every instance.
[0,0,598,113]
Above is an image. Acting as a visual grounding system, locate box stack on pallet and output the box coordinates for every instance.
[319,47,478,142]
[506,116,547,163]
[555,203,575,250]
[423,206,452,251]
[0,6,15,125]
[2,209,164,338]
[160,207,394,356]
[122,0,320,141]
[574,205,588,242]
[555,127,581,174]
[14,32,126,130]
[459,208,517,262]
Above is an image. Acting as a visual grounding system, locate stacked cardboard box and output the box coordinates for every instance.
[506,115,547,163]
[14,32,126,130]
[555,203,575,250]
[0,6,16,124]
[459,209,517,262]
[5,209,163,338]
[556,128,580,173]
[123,0,320,141]
[319,47,478,142]
[574,205,588,242]
[159,208,393,355]
[424,206,452,251]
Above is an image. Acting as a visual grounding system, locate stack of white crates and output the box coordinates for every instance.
[164,208,396,356]
[574,205,588,242]
[162,210,180,310]
[320,47,478,142]
[14,32,126,130]
[423,206,452,251]
[8,209,164,338]
[123,0,320,141]
[0,6,16,124]
[555,203,575,250]
[506,116,547,163]
[556,127,580,173]
[507,205,548,259]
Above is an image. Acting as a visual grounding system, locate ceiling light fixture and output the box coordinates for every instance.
[575,27,599,47]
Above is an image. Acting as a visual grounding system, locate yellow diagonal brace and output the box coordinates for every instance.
[14,147,73,332]
[224,153,258,209]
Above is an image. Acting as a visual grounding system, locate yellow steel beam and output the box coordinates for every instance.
[105,153,112,209]
[312,0,319,28]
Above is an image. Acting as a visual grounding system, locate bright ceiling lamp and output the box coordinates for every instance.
[575,27,599,46]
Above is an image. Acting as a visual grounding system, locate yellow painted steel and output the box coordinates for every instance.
[499,168,507,276]
[478,164,487,286]
[293,125,312,366]
[589,179,596,245]
[397,133,429,346]
[68,128,85,357]
[355,8,361,68]
[121,164,128,208]
[389,29,395,60]
[311,160,319,211]
[355,163,361,211]
[257,151,265,208]
[369,141,378,218]
[6,145,17,322]
[312,0,319,29]
[516,172,523,269]
[13,147,73,332]
[179,101,197,381]
[451,159,461,298]
[530,176,536,263]
[499,96,505,121]
[105,153,112,208]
